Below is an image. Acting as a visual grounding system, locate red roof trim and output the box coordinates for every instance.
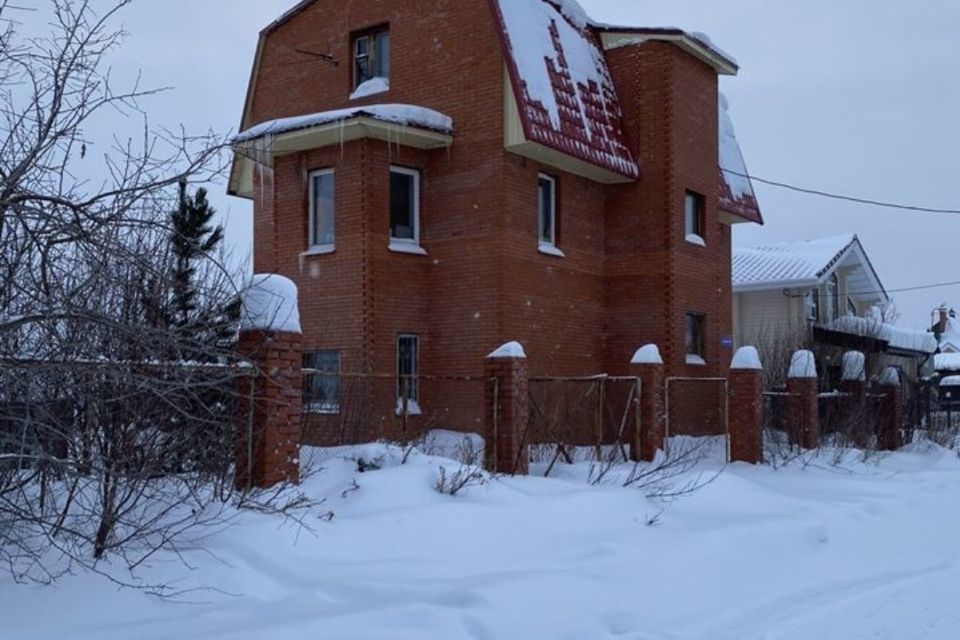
[719,174,764,224]
[488,0,639,181]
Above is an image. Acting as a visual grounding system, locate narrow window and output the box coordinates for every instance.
[308,169,335,250]
[825,274,839,322]
[303,350,340,414]
[538,173,557,246]
[805,288,820,322]
[685,313,706,365]
[396,334,420,413]
[847,297,857,317]
[390,166,420,245]
[685,191,705,245]
[353,27,390,88]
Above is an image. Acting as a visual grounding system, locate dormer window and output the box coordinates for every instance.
[353,27,390,89]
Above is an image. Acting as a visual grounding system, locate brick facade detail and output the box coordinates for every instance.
[787,377,819,450]
[235,329,303,489]
[631,360,666,462]
[484,352,530,475]
[237,1,749,442]
[728,368,763,464]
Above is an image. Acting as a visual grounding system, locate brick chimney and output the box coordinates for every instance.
[935,305,949,336]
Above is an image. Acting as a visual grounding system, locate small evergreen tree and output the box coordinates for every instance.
[170,180,225,331]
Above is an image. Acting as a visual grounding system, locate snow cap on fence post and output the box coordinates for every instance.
[731,346,763,371]
[240,274,302,334]
[487,341,526,359]
[878,367,901,387]
[631,344,663,365]
[841,351,866,382]
[788,350,817,379]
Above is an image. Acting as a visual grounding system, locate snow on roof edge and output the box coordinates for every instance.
[234,104,454,144]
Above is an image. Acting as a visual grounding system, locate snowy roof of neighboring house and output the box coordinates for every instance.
[491,0,639,180]
[937,315,960,353]
[233,105,454,143]
[718,94,763,224]
[825,316,938,356]
[935,353,960,372]
[733,234,887,304]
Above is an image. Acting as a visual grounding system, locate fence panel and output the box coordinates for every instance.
[526,376,639,467]
[301,371,488,447]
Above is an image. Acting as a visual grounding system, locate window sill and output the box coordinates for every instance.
[349,76,390,100]
[395,399,423,416]
[686,355,707,366]
[389,241,428,256]
[538,242,566,258]
[301,244,336,257]
[685,234,706,247]
[304,403,340,415]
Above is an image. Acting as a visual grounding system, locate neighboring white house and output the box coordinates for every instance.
[732,234,937,385]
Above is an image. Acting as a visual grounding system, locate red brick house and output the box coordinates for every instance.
[229,0,763,441]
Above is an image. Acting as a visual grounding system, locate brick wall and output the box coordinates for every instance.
[244,1,738,440]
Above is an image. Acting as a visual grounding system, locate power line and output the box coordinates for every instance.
[783,280,960,300]
[724,169,960,215]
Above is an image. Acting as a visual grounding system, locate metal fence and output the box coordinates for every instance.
[300,370,489,447]
[526,376,640,470]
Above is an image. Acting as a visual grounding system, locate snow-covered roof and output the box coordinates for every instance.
[492,0,639,180]
[718,94,762,224]
[937,315,960,353]
[934,352,960,372]
[825,316,938,356]
[733,235,886,302]
[234,104,454,143]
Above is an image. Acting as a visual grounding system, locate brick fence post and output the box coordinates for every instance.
[235,275,303,490]
[877,367,902,451]
[787,350,819,449]
[839,351,868,446]
[484,342,529,475]
[729,346,763,464]
[630,344,665,462]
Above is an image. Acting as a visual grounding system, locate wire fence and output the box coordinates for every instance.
[525,376,640,470]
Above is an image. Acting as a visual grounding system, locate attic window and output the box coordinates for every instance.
[353,26,390,89]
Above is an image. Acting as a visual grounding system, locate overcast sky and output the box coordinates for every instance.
[83,0,960,329]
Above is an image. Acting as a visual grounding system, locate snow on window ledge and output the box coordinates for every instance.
[304,402,340,415]
[686,354,707,366]
[685,234,706,247]
[395,399,423,416]
[538,242,566,258]
[389,240,428,256]
[349,76,390,100]
[301,244,336,257]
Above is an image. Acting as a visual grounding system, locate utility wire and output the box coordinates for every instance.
[784,280,960,300]
[723,169,960,215]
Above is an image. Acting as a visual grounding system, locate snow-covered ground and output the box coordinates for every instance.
[4,437,960,639]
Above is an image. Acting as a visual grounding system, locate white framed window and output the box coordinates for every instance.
[307,169,335,252]
[537,173,564,256]
[805,288,820,322]
[353,27,390,89]
[685,191,705,245]
[389,166,423,254]
[825,274,840,322]
[303,350,340,414]
[396,334,421,415]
